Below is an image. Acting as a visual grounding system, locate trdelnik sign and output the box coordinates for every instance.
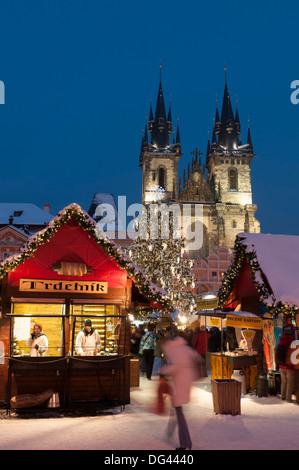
[19,279,108,294]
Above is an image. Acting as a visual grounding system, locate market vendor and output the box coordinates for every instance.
[75,319,102,356]
[26,323,49,357]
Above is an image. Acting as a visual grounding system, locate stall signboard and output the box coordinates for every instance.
[197,298,219,310]
[19,279,108,294]
[226,314,262,330]
[199,316,222,328]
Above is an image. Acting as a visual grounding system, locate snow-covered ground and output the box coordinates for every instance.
[0,374,298,450]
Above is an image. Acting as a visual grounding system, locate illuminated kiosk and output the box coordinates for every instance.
[0,204,170,410]
[197,310,262,393]
[217,232,299,386]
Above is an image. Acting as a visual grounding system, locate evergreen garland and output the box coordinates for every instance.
[218,234,299,319]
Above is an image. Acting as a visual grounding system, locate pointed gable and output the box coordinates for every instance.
[0,203,170,309]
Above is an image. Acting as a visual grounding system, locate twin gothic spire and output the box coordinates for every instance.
[140,68,253,159]
[212,72,253,152]
[140,66,180,155]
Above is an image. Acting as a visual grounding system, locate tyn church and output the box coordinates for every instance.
[139,70,260,259]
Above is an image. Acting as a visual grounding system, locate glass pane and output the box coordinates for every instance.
[11,303,65,357]
[71,304,121,356]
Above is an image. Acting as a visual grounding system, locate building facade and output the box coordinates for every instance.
[139,71,260,261]
[0,203,54,261]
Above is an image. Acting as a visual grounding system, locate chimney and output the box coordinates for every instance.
[43,203,50,214]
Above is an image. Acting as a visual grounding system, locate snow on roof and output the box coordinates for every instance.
[195,310,258,317]
[0,225,29,238]
[238,232,299,308]
[0,203,54,225]
[88,193,129,237]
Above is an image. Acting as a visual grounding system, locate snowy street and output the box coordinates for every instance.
[0,375,298,451]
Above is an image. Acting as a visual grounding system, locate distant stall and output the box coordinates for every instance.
[0,204,170,410]
[218,233,299,374]
[197,310,262,392]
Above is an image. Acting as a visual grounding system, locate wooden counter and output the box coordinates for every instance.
[7,355,130,409]
[211,353,258,392]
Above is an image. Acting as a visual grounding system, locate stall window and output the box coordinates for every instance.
[11,303,65,357]
[70,304,123,356]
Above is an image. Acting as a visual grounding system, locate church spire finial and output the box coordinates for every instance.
[247,117,253,148]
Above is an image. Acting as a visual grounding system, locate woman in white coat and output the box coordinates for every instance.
[160,334,203,450]
[26,323,48,357]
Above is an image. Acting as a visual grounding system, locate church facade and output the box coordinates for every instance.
[139,71,260,260]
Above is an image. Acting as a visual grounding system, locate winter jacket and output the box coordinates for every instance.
[160,336,203,407]
[139,331,156,354]
[75,329,101,356]
[26,332,48,357]
[193,330,211,355]
[276,335,294,370]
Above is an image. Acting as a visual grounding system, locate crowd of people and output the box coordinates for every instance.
[130,322,222,381]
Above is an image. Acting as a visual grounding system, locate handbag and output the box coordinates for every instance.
[155,377,172,415]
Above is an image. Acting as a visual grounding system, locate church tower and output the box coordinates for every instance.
[207,73,254,206]
[138,69,260,260]
[139,67,181,203]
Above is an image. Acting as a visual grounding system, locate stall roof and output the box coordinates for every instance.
[219,232,299,312]
[196,310,259,318]
[0,203,171,310]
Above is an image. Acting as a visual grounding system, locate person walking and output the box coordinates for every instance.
[275,333,295,402]
[130,326,142,358]
[139,323,156,380]
[192,326,211,377]
[160,334,204,450]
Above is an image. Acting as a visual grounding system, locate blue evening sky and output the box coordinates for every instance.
[0,0,298,235]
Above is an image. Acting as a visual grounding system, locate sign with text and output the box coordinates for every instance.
[197,298,219,310]
[226,314,262,330]
[19,279,108,294]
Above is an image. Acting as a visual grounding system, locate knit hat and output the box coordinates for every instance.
[84,319,92,327]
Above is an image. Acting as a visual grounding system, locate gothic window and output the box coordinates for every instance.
[229,168,238,190]
[232,220,237,228]
[158,168,165,189]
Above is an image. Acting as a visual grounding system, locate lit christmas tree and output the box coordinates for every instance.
[126,202,196,319]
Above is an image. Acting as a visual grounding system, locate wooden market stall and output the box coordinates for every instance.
[197,310,262,392]
[0,204,170,410]
[217,232,299,388]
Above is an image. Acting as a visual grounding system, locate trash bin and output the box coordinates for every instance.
[211,379,242,415]
[256,372,268,397]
